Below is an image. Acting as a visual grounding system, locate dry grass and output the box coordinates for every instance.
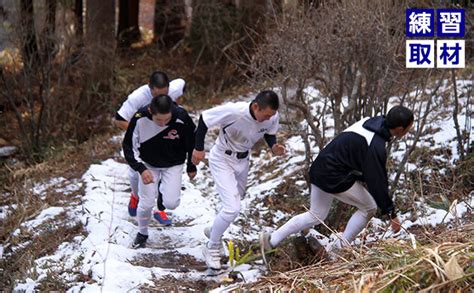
[246,224,474,292]
[0,131,121,290]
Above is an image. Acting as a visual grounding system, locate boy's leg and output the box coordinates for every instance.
[236,159,249,199]
[159,164,184,210]
[208,155,241,246]
[137,169,160,236]
[333,182,378,247]
[127,167,140,217]
[268,184,334,247]
[204,152,242,270]
[152,165,183,225]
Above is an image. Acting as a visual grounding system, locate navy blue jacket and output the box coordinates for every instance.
[309,116,394,215]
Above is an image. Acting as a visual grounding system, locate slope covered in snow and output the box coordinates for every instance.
[8,79,473,292]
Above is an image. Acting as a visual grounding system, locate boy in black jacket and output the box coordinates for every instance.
[260,105,414,255]
[123,95,196,248]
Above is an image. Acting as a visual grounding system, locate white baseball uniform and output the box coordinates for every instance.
[116,79,186,195]
[201,102,279,246]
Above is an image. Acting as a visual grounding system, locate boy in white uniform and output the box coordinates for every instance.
[115,71,186,224]
[192,90,286,270]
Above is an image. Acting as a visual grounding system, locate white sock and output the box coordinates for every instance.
[270,211,318,247]
[342,210,371,243]
[137,206,152,235]
[209,213,232,245]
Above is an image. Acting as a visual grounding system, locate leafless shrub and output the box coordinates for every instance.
[0,132,120,291]
[249,0,472,227]
[251,0,406,139]
[187,0,264,95]
[0,1,114,160]
[390,70,473,208]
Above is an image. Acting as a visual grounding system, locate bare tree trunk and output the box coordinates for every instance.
[117,0,140,47]
[154,0,186,48]
[183,0,193,39]
[451,69,465,161]
[75,0,83,37]
[0,0,6,18]
[35,0,56,153]
[0,68,31,149]
[86,0,116,87]
[19,0,39,69]
[42,0,57,60]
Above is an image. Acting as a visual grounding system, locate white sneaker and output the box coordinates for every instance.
[259,232,273,268]
[326,238,343,261]
[203,227,225,256]
[203,226,211,238]
[203,242,222,270]
[259,232,273,252]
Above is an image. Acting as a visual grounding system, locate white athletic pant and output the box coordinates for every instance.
[270,182,378,248]
[128,166,139,195]
[208,146,249,246]
[137,164,184,235]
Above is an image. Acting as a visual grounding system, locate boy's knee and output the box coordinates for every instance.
[310,207,330,222]
[138,196,155,210]
[220,200,241,222]
[221,209,239,222]
[163,198,180,210]
[365,207,377,218]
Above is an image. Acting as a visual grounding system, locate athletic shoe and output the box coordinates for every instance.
[203,242,222,270]
[259,232,273,252]
[203,227,225,256]
[259,232,274,268]
[153,210,172,226]
[203,226,211,239]
[326,239,342,261]
[128,193,139,217]
[132,232,148,249]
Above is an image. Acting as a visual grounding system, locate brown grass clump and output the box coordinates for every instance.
[0,132,121,290]
[247,224,474,292]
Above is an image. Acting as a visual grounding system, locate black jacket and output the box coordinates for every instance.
[309,116,394,215]
[123,105,196,174]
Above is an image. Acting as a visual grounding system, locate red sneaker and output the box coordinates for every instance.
[153,210,172,226]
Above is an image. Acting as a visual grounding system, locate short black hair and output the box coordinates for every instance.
[253,90,279,110]
[385,105,414,129]
[149,71,169,89]
[150,94,174,115]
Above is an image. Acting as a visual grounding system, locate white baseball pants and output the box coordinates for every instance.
[270,182,378,248]
[207,146,249,246]
[137,164,184,235]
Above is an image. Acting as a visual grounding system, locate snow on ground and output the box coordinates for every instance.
[0,145,17,157]
[31,177,83,199]
[0,203,16,220]
[13,153,272,292]
[76,159,227,292]
[10,79,473,292]
[22,207,65,230]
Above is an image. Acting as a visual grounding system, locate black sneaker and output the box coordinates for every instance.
[132,232,148,249]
